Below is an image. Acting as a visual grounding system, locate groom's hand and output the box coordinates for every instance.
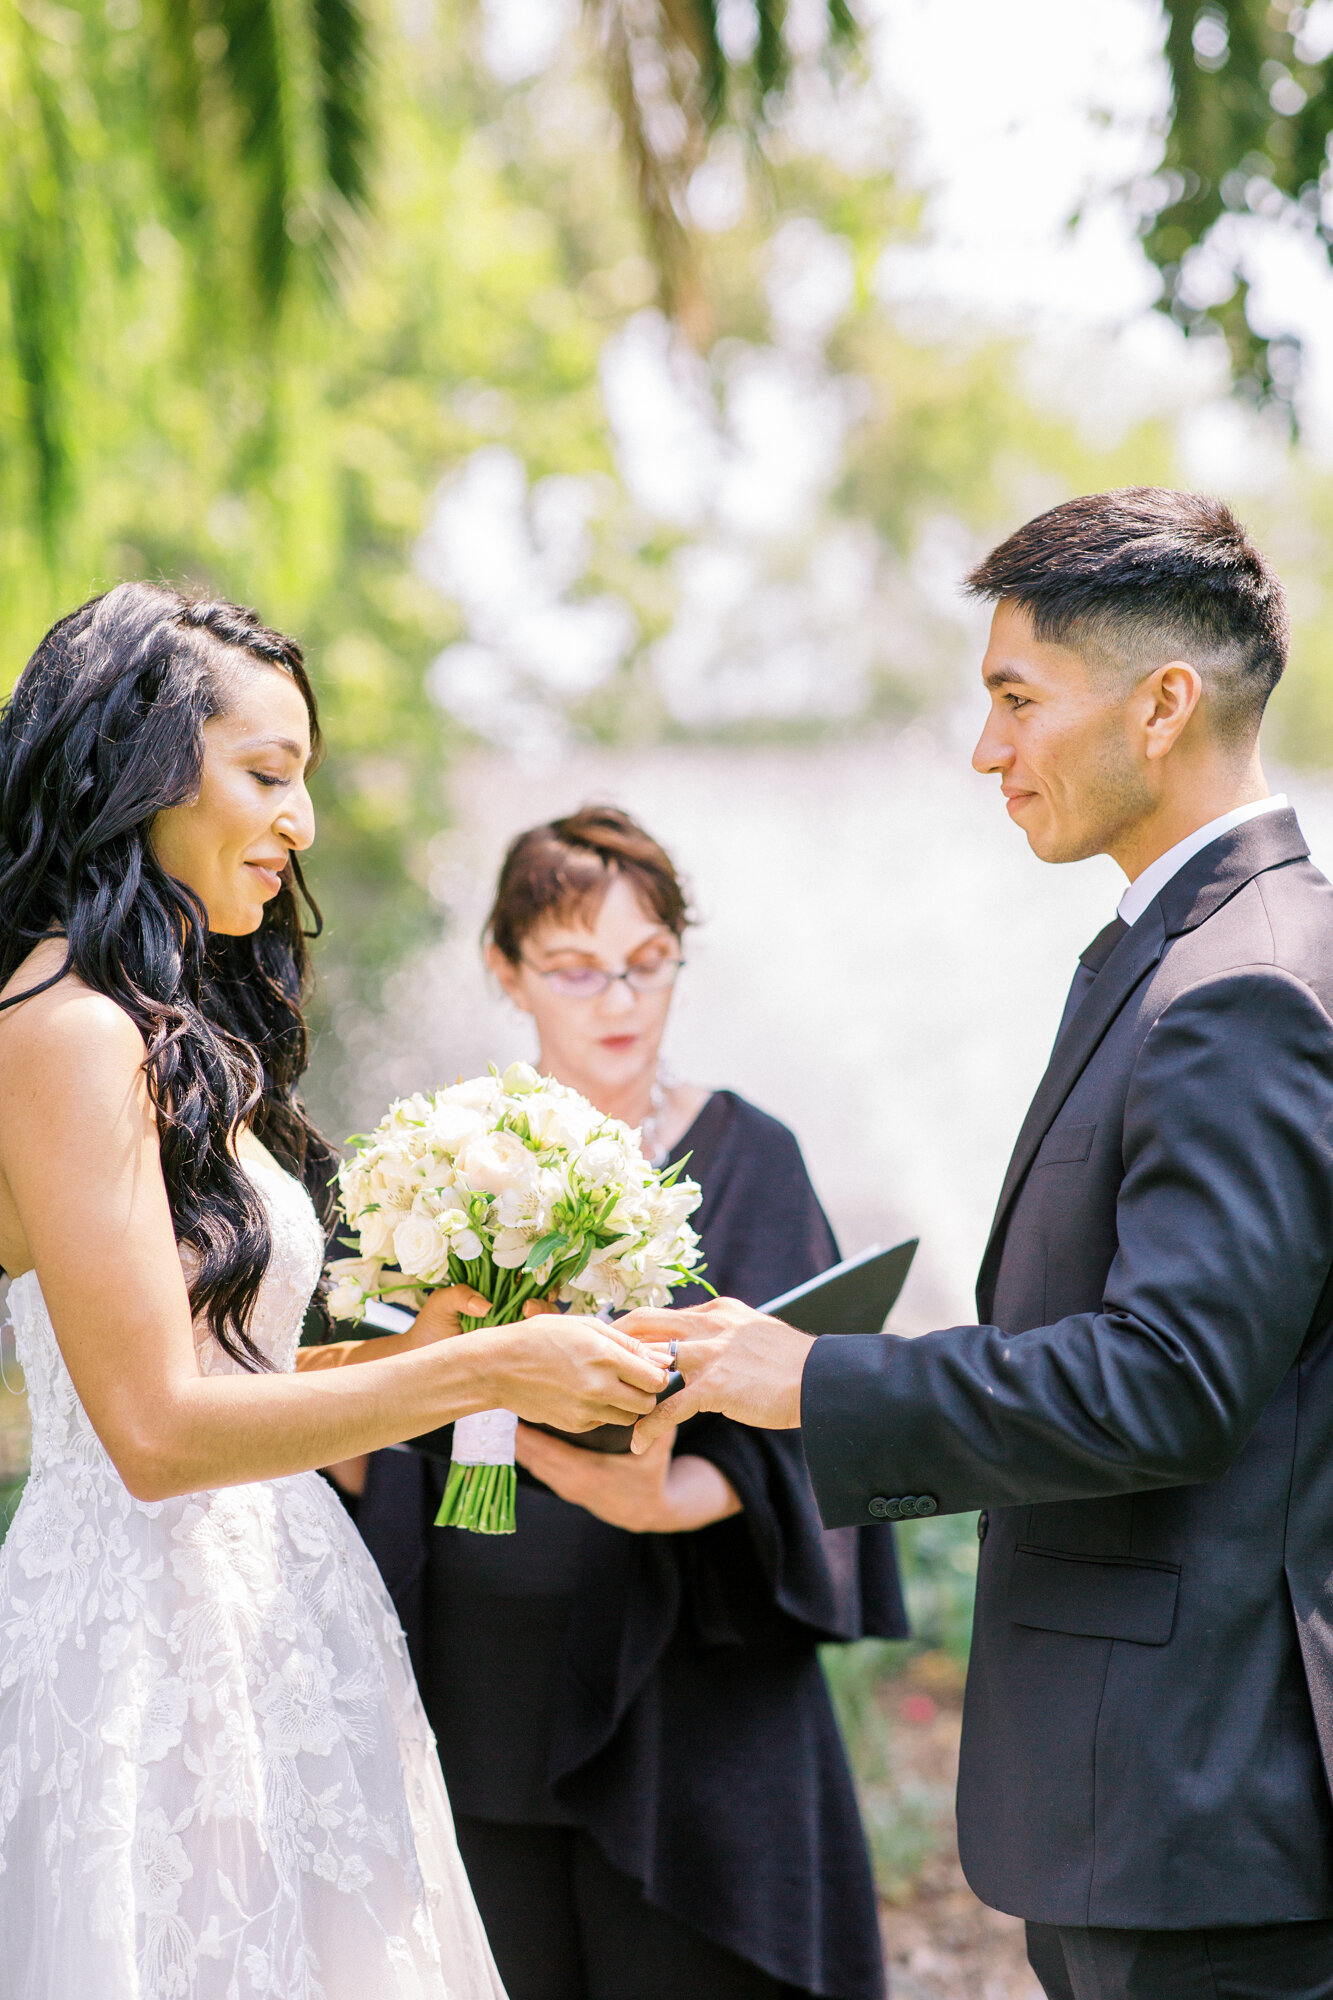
[620,1297,815,1450]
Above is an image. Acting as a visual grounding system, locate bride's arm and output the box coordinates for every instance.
[0,985,666,1502]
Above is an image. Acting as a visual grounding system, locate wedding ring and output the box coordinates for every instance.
[667,1338,678,1366]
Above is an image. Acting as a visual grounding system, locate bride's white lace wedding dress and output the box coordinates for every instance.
[0,1157,506,2000]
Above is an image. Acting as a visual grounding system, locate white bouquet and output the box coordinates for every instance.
[328,1062,705,1533]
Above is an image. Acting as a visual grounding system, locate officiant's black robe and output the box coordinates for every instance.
[353,1089,907,2000]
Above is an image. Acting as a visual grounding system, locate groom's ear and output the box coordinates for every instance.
[1140,660,1204,763]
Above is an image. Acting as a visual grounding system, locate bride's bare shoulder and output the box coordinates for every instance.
[0,944,146,1080]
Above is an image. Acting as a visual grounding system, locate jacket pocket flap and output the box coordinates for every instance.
[1009,1546,1179,1646]
[1034,1123,1096,1166]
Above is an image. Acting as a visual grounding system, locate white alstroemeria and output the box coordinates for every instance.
[436,1208,486,1264]
[326,1257,381,1321]
[648,1181,701,1231]
[492,1159,553,1223]
[369,1155,421,1207]
[491,1186,528,1228]
[384,1094,433,1133]
[412,1182,468,1220]
[604,1191,653,1236]
[560,1242,623,1304]
[491,1226,534,1269]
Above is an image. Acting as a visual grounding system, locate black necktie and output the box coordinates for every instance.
[1080,916,1130,974]
[1055,916,1130,1044]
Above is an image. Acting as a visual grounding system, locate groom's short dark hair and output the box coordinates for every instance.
[966,488,1289,739]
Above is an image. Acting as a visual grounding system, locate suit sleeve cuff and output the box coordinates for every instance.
[801,1332,935,1529]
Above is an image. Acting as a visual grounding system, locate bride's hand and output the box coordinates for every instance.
[465,1311,670,1432]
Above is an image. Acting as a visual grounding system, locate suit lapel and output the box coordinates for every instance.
[975,808,1311,1318]
[975,911,1166,1314]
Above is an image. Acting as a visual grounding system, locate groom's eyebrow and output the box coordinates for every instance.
[984,665,1033,689]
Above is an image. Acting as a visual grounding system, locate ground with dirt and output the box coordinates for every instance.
[873,1664,1042,2000]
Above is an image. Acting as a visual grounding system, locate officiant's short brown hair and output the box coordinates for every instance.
[966,487,1288,739]
[487,805,692,963]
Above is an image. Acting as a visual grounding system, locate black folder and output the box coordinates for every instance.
[762,1237,919,1337]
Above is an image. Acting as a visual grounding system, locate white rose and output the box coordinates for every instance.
[456,1129,539,1198]
[393,1214,449,1279]
[357,1209,397,1259]
[502,1061,540,1096]
[575,1137,633,1187]
[525,1089,600,1151]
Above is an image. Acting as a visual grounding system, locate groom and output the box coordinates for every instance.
[629,489,1333,1998]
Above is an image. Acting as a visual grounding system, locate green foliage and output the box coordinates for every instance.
[820,1516,980,1898]
[896,1510,980,1661]
[5,0,1333,1060]
[0,0,374,544]
[1149,0,1333,406]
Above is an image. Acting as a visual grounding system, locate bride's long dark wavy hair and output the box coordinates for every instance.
[0,582,339,1368]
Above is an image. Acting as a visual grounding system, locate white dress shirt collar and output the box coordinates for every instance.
[1117,795,1289,929]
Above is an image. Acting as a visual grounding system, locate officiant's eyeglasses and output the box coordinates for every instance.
[523,957,684,999]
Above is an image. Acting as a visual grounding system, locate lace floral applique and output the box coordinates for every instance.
[0,1161,503,2000]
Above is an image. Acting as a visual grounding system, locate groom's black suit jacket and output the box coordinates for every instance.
[802,809,1333,1928]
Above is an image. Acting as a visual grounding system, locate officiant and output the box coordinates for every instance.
[330,805,906,2000]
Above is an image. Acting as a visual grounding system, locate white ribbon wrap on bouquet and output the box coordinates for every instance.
[451,1407,518,1468]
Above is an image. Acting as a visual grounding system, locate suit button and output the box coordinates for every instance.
[913,1495,937,1516]
[868,1496,889,1519]
[977,1510,989,1540]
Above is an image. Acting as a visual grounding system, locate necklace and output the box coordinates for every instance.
[639,1076,670,1165]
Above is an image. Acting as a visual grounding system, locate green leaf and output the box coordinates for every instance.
[524,1232,567,1272]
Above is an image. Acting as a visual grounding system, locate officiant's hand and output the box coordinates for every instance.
[622,1298,815,1449]
[513,1422,742,1533]
[404,1286,567,1346]
[401,1284,496,1344]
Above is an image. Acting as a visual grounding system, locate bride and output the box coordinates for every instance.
[0,583,668,1998]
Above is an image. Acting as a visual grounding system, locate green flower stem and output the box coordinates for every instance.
[435,1461,517,1535]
